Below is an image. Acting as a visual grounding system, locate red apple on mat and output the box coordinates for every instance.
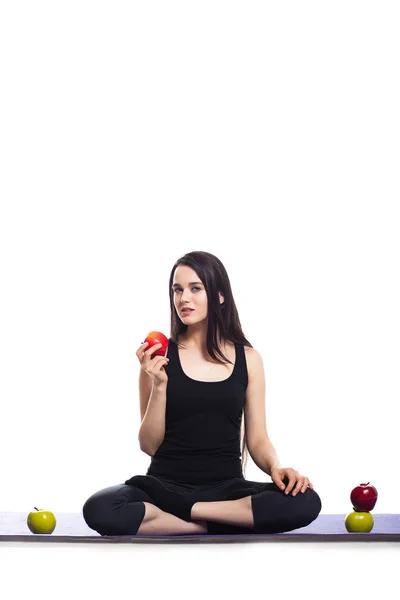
[27,507,57,534]
[345,510,374,533]
[143,331,169,357]
[350,482,378,512]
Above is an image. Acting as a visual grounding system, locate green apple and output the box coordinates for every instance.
[27,507,57,534]
[345,510,374,533]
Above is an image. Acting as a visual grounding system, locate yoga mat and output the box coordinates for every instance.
[1,512,400,543]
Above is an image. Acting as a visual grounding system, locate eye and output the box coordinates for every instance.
[173,286,201,293]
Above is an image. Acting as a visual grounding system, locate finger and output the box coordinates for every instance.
[292,479,307,497]
[150,354,169,367]
[146,343,163,355]
[285,475,297,495]
[136,342,148,356]
[270,472,284,489]
[155,357,169,367]
[301,478,310,493]
[142,343,163,361]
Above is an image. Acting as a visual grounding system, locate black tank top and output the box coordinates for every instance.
[146,338,248,484]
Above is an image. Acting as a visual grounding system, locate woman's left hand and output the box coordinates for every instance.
[271,467,314,496]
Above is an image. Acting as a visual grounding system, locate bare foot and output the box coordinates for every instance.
[192,520,208,534]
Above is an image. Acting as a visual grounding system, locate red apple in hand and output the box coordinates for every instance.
[350,482,378,512]
[144,331,169,357]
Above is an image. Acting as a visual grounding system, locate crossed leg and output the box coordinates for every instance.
[137,502,209,535]
[124,476,322,535]
[190,482,322,534]
[190,495,254,528]
[83,481,321,536]
[137,497,252,535]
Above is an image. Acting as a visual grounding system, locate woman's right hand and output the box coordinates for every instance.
[137,342,169,386]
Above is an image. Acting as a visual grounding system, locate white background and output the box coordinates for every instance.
[0,1,399,596]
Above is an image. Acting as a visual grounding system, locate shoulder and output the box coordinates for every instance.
[243,345,263,376]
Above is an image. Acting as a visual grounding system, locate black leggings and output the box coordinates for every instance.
[83,475,322,536]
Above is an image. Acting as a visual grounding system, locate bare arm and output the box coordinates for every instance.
[138,374,167,456]
[249,437,282,477]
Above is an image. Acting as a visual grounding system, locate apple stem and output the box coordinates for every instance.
[34,507,39,511]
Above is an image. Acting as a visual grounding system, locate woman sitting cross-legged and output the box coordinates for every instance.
[83,251,322,536]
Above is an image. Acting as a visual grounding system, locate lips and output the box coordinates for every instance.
[181,308,194,313]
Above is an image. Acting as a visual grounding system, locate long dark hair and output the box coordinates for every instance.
[168,251,253,476]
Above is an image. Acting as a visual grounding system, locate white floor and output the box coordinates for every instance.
[1,542,399,599]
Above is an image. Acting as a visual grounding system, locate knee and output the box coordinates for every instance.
[251,486,322,534]
[82,485,119,531]
[82,484,152,535]
[296,488,322,527]
[82,493,104,530]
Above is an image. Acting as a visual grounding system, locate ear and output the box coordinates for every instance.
[219,292,224,305]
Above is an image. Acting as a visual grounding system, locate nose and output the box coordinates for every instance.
[180,291,191,302]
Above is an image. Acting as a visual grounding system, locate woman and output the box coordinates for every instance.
[83,251,322,536]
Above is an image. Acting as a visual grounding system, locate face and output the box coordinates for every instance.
[172,265,223,325]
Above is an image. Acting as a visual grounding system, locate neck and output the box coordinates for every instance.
[179,329,225,351]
